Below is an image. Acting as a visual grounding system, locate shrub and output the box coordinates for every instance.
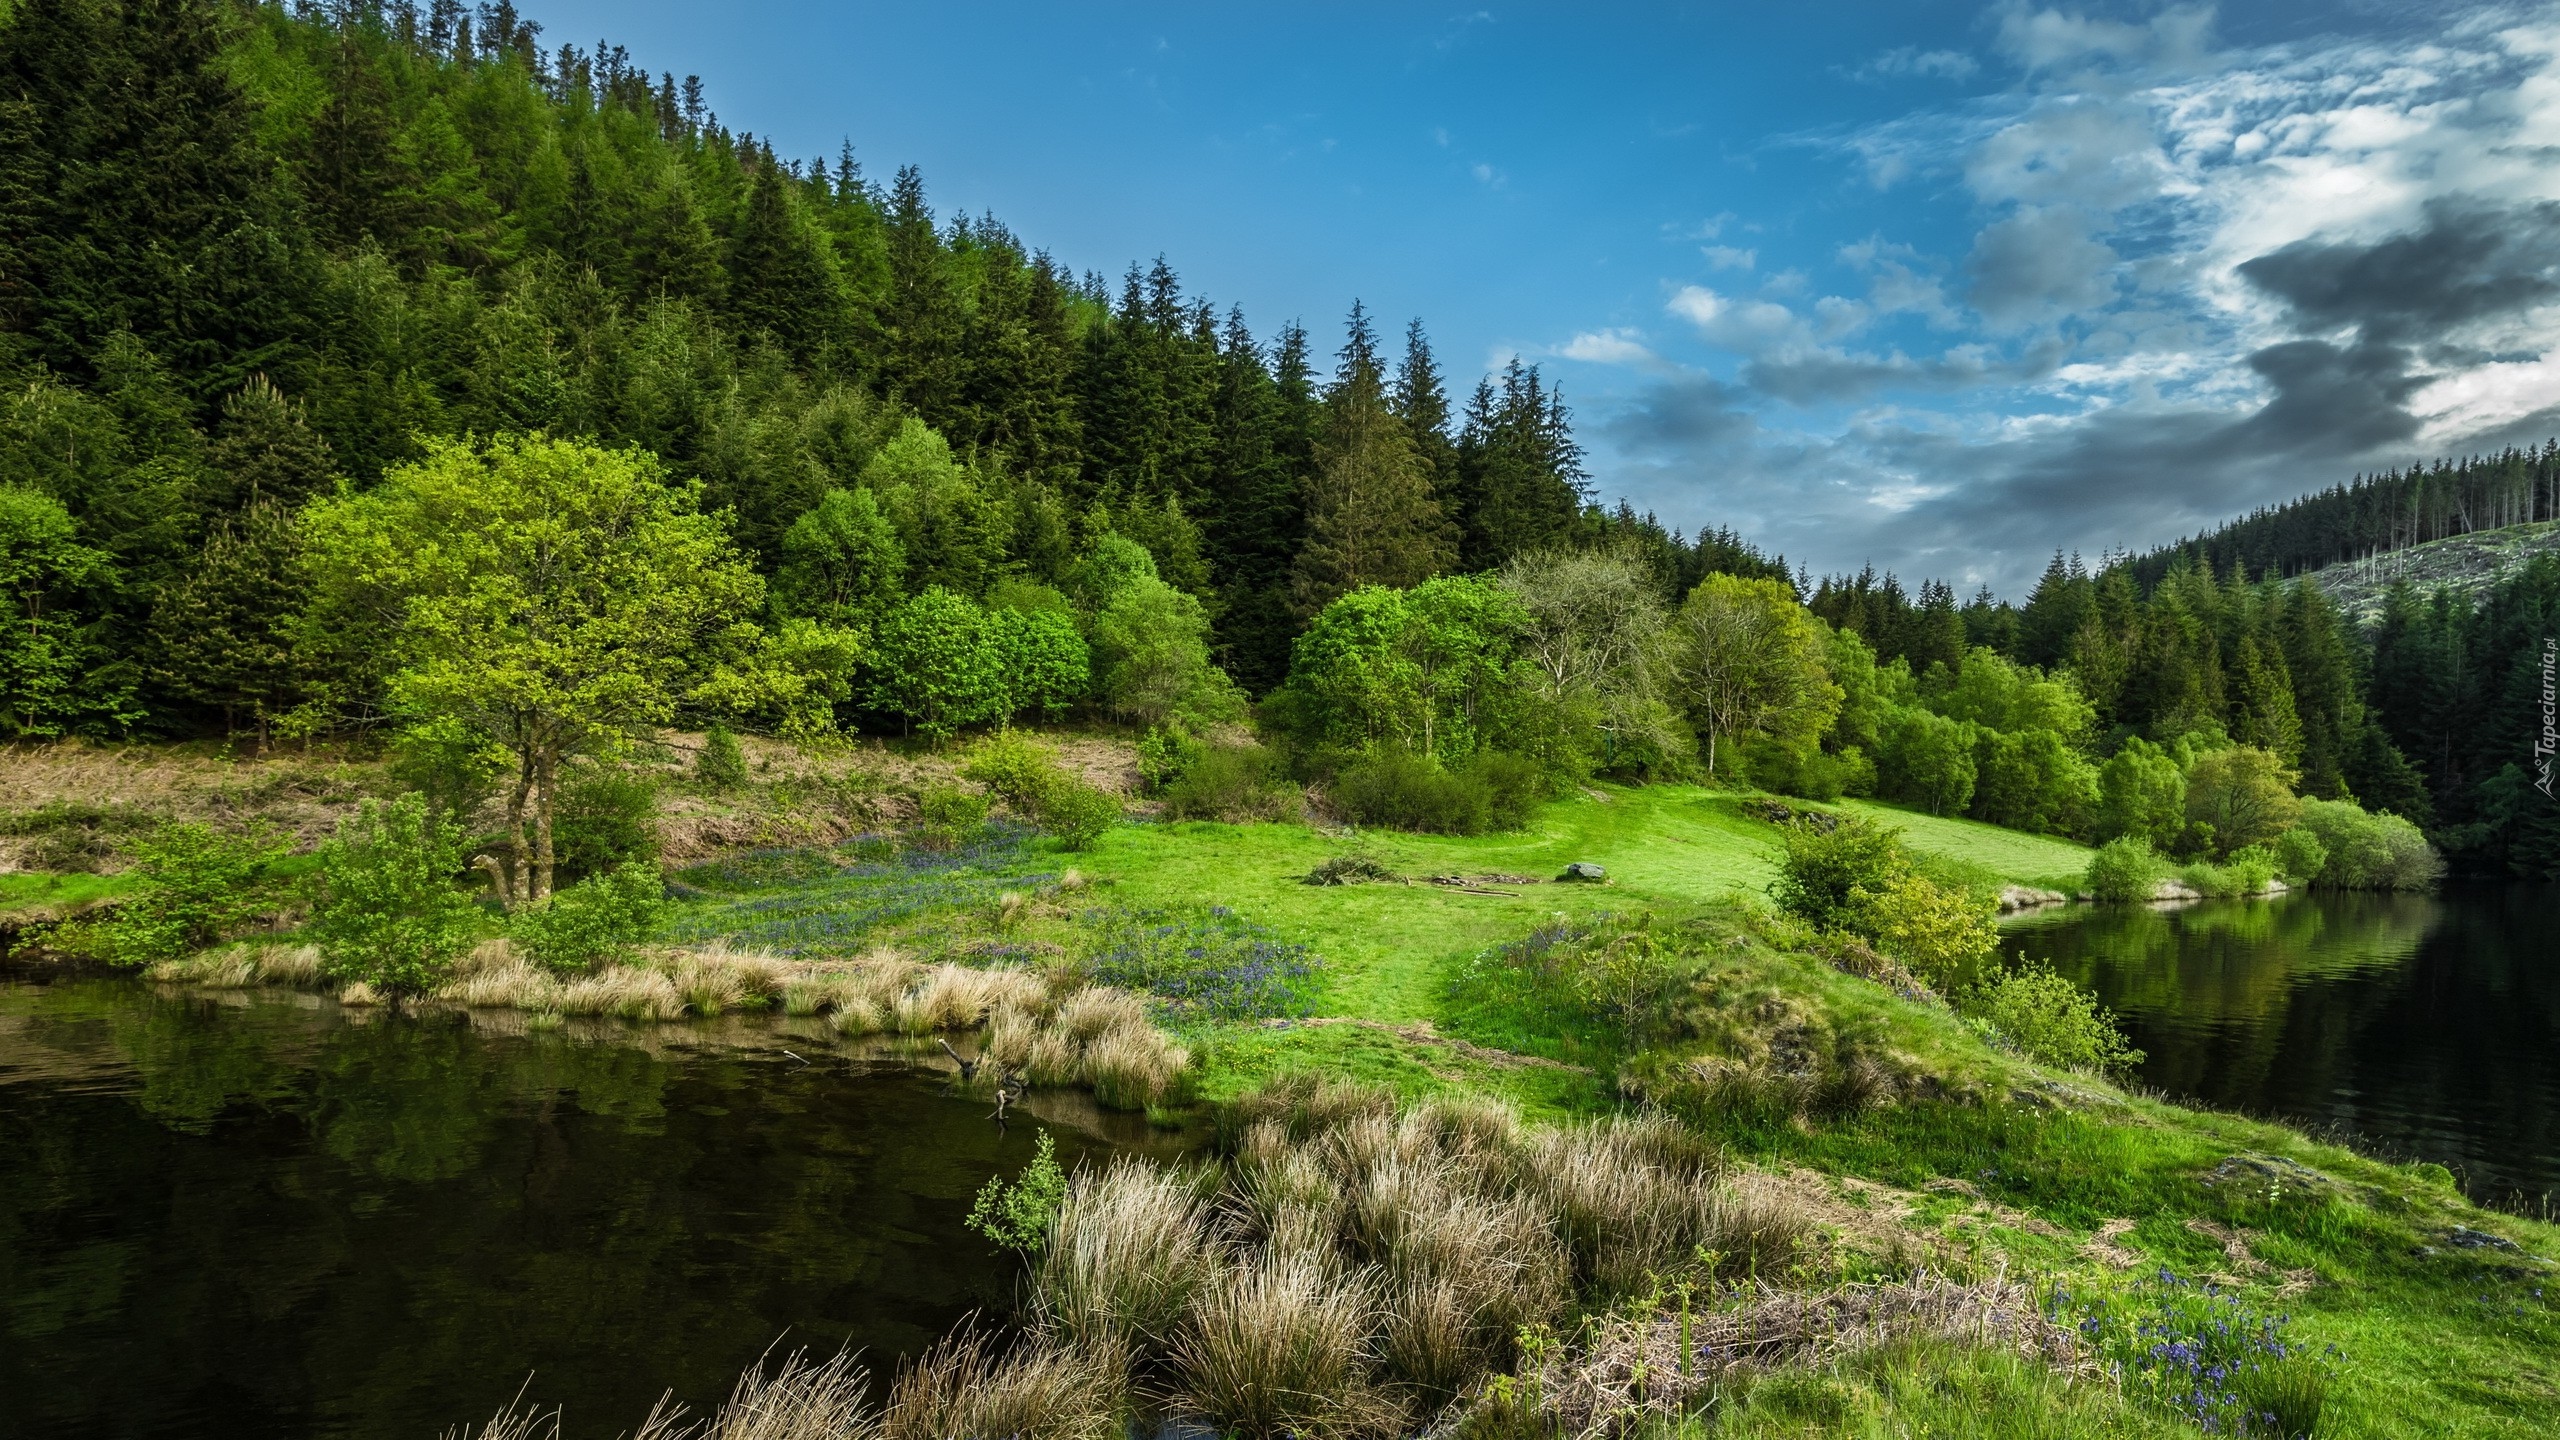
[1876,706,1976,816]
[511,861,667,974]
[2221,844,2281,894]
[1136,721,1208,795]
[2272,826,2328,884]
[1849,869,1998,991]
[2084,836,2163,903]
[2184,745,2301,857]
[1161,744,1304,823]
[917,784,993,832]
[1769,814,1902,932]
[1965,964,2143,1074]
[695,724,747,790]
[89,821,293,965]
[990,606,1090,723]
[2094,737,2185,848]
[2295,797,2443,890]
[307,794,480,995]
[1462,750,1548,831]
[1039,781,1122,851]
[1332,750,1491,835]
[962,729,1067,815]
[968,1129,1068,1255]
[868,586,1005,741]
[551,766,658,881]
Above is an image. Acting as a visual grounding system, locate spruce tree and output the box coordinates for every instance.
[205,376,338,513]
[724,149,839,364]
[1290,304,1452,613]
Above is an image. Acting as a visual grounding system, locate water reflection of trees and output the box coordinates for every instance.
[0,981,1086,1438]
[2011,887,2560,1197]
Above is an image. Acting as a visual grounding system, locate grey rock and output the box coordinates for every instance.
[1557,862,1608,883]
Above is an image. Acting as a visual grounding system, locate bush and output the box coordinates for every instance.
[969,1130,1068,1255]
[2084,836,2163,903]
[1463,750,1549,831]
[2221,844,2281,895]
[1039,781,1123,851]
[2272,826,2328,884]
[1137,722,1208,795]
[868,586,1005,741]
[911,782,995,852]
[1849,869,1998,991]
[963,729,1068,816]
[1965,964,2143,1074]
[695,725,747,790]
[552,766,659,881]
[511,861,668,974]
[1769,815,1903,932]
[89,821,293,965]
[307,794,480,995]
[2295,797,2443,890]
[1330,750,1490,835]
[991,606,1090,723]
[1161,744,1304,823]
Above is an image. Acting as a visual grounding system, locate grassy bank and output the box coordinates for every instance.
[10,738,2549,1437]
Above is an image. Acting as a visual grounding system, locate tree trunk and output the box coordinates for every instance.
[502,752,535,908]
[531,748,557,903]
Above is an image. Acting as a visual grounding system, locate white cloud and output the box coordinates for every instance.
[1857,46,1980,82]
[1471,161,1506,187]
[1701,245,1757,270]
[1559,328,1661,367]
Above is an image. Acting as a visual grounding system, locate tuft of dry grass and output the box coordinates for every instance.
[337,981,382,1006]
[880,1325,1121,1440]
[1055,986,1148,1043]
[1175,1250,1398,1439]
[1081,1021,1189,1110]
[1524,1116,1732,1293]
[634,1347,870,1440]
[558,967,687,1021]
[1512,1274,2084,1439]
[1038,1158,1222,1349]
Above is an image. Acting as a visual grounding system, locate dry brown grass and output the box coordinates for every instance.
[633,1347,869,1440]
[880,1325,1121,1440]
[1514,1274,2084,1439]
[1037,1158,1222,1349]
[1080,1021,1189,1110]
[1176,1250,1398,1439]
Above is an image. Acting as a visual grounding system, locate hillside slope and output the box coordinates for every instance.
[2300,519,2560,624]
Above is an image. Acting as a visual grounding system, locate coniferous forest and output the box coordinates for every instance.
[0,0,2553,881]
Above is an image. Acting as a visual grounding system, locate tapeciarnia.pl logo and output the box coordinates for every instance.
[2539,636,2557,800]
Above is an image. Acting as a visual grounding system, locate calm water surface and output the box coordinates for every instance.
[2006,885,2560,1200]
[0,976,1160,1440]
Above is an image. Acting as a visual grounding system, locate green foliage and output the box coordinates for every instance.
[89,821,293,966]
[2294,797,2444,890]
[696,725,748,791]
[1964,964,2143,1073]
[1330,750,1505,835]
[990,606,1089,723]
[2183,745,2301,857]
[551,768,660,882]
[2094,737,2186,848]
[771,487,904,627]
[307,794,479,995]
[866,586,1003,741]
[1136,722,1208,795]
[1876,707,1977,817]
[511,862,668,975]
[1673,573,1841,779]
[1967,726,2096,837]
[1159,743,1305,822]
[1037,780,1123,852]
[2271,825,2329,884]
[2085,836,2165,902]
[388,715,509,828]
[962,730,1068,815]
[917,784,994,837]
[0,486,132,736]
[1087,562,1241,729]
[300,434,770,902]
[1849,868,1999,991]
[1768,815,1904,934]
[968,1131,1068,1255]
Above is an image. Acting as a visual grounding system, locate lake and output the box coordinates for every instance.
[2005,885,2560,1203]
[0,975,1160,1440]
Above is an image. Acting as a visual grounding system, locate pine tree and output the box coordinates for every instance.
[1290,304,1452,613]
[874,165,963,419]
[204,376,338,513]
[724,149,839,364]
[146,500,309,740]
[0,0,306,402]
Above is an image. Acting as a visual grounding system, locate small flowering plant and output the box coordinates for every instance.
[2051,1270,2335,1439]
[1080,905,1322,1020]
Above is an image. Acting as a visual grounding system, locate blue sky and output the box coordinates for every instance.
[527,1,2560,592]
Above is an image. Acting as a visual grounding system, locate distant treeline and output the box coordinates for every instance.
[2129,443,2560,587]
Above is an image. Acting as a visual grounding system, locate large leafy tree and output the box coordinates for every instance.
[301,434,772,903]
[1672,574,1840,780]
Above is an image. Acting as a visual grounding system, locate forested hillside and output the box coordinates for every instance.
[0,0,1757,727]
